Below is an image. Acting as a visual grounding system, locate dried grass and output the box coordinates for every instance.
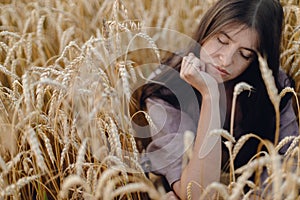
[0,0,299,199]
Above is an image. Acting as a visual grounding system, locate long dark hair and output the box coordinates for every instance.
[137,0,291,168]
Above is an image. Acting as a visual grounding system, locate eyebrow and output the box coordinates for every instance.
[220,31,257,54]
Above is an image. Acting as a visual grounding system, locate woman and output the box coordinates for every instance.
[135,0,298,199]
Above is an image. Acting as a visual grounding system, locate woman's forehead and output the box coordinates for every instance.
[219,23,252,35]
[218,23,259,49]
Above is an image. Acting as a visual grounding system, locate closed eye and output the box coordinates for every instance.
[217,33,230,45]
[217,37,228,45]
[240,50,254,61]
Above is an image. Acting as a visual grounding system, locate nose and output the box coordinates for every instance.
[218,46,235,67]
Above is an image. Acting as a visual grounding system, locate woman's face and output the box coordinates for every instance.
[200,24,259,83]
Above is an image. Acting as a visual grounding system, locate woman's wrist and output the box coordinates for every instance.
[201,88,220,101]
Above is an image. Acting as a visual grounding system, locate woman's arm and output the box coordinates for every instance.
[173,54,222,199]
[172,91,221,199]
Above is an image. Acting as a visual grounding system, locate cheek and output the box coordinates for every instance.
[233,62,250,77]
[199,48,206,61]
[199,40,218,61]
[200,47,212,62]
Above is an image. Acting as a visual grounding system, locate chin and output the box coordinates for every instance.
[213,76,224,83]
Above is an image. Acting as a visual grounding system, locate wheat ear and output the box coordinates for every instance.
[59,175,91,198]
[199,182,229,200]
[230,82,253,136]
[279,87,300,133]
[76,138,89,176]
[258,53,280,145]
[111,182,161,200]
[26,126,47,172]
[0,175,40,198]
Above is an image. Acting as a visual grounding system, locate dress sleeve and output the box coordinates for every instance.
[143,97,197,187]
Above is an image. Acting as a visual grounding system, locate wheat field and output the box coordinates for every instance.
[0,0,299,199]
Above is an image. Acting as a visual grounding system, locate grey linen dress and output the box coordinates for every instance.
[141,69,299,188]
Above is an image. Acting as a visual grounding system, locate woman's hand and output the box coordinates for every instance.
[180,53,219,98]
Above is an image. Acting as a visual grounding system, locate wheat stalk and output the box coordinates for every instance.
[230,82,253,136]
[258,54,281,145]
[123,155,146,175]
[95,166,125,199]
[230,157,269,200]
[280,87,300,130]
[0,0,298,199]
[211,129,236,184]
[0,175,40,198]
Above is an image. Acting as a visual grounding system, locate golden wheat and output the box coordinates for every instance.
[0,0,299,199]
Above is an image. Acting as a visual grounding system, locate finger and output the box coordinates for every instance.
[182,56,191,67]
[185,54,194,65]
[181,56,188,73]
[189,57,200,67]
[181,54,203,80]
[181,55,193,73]
[189,53,203,66]
[180,56,188,78]
[194,58,206,72]
[201,62,206,72]
[180,56,193,79]
[187,53,197,66]
[188,52,195,57]
[187,53,205,71]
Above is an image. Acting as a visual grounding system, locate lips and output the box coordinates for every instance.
[215,66,230,75]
